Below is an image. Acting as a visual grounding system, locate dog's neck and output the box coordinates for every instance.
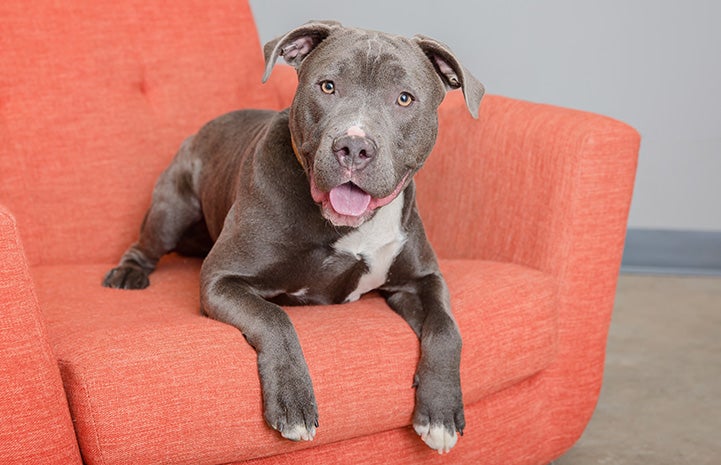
[290,133,306,170]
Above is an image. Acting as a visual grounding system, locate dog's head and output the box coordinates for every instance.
[263,21,484,227]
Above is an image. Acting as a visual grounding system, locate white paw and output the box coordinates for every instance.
[413,423,458,454]
[280,423,316,441]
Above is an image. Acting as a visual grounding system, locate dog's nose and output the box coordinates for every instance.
[332,134,377,171]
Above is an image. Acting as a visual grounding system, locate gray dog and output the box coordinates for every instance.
[103,21,483,454]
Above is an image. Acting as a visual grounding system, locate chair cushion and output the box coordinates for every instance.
[33,257,557,465]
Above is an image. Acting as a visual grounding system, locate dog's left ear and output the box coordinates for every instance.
[262,20,341,83]
[412,35,485,119]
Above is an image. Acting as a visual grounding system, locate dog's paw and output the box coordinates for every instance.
[413,422,458,454]
[102,265,150,289]
[259,356,318,441]
[412,374,465,454]
[275,421,318,442]
[263,388,318,441]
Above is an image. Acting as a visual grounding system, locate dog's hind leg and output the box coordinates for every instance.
[103,137,203,289]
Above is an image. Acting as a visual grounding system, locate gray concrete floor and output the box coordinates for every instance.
[556,274,721,465]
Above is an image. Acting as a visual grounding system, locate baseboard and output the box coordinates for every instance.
[621,229,721,276]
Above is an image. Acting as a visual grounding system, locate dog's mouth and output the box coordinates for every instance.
[309,173,410,227]
[328,182,371,217]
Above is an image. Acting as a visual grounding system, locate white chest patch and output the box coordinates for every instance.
[333,192,407,302]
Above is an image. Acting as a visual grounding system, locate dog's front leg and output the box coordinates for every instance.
[201,273,318,441]
[383,272,464,454]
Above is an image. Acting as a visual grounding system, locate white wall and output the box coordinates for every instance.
[250,0,721,231]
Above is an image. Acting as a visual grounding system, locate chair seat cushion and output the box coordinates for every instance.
[32,257,557,465]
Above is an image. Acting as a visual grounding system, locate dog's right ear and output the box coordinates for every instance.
[262,21,340,83]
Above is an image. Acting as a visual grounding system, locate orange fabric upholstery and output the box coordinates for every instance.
[0,206,82,464]
[0,1,640,464]
[0,0,285,267]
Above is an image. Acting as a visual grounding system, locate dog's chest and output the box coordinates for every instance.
[331,192,407,302]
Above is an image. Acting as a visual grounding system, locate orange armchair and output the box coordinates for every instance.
[0,1,639,464]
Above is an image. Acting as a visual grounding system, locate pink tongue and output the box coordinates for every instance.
[329,183,372,217]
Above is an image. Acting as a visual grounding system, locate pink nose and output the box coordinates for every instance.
[346,125,366,137]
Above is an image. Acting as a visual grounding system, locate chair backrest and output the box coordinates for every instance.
[0,0,281,265]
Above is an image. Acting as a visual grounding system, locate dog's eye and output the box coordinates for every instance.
[320,80,335,94]
[397,92,414,107]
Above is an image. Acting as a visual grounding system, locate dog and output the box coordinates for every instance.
[103,20,484,454]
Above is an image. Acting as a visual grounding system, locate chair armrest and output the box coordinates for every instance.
[418,91,640,277]
[0,203,82,464]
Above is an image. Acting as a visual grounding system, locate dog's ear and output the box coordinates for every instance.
[412,35,485,119]
[262,20,341,83]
